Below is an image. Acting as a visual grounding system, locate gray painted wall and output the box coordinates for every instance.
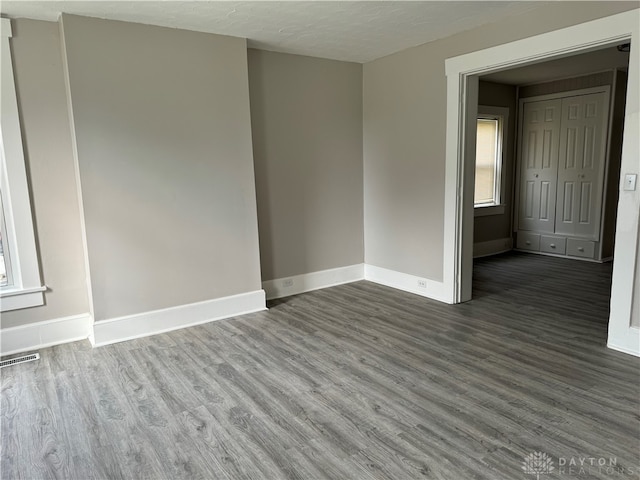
[474,80,517,245]
[61,15,262,322]
[2,19,89,329]
[363,1,636,282]
[248,49,363,280]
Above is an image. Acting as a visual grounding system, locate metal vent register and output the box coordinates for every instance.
[0,353,40,368]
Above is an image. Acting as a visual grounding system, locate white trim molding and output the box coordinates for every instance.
[59,16,96,321]
[474,204,505,217]
[264,263,452,305]
[364,264,449,304]
[473,238,513,258]
[0,18,12,38]
[263,264,364,300]
[91,290,267,347]
[444,9,640,355]
[0,313,92,356]
[0,286,47,312]
[607,327,640,357]
[1,17,45,311]
[607,327,640,358]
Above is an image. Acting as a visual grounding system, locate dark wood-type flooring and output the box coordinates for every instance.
[2,252,639,479]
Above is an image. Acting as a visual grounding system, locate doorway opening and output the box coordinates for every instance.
[443,10,639,355]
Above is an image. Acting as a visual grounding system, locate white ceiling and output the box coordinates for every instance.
[0,1,544,63]
[483,46,630,85]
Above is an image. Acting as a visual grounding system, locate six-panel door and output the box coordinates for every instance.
[555,92,608,239]
[518,99,561,233]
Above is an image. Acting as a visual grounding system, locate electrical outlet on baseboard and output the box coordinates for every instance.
[282,278,294,288]
[417,280,427,289]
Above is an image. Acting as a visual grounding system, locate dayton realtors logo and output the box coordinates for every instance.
[522,452,637,478]
[522,452,555,480]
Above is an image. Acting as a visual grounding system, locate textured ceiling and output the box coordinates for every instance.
[0,1,542,63]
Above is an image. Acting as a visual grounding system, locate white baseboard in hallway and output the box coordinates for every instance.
[263,264,365,300]
[91,290,267,347]
[1,313,93,356]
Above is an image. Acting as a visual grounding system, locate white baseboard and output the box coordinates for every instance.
[607,326,640,357]
[263,263,452,305]
[473,237,513,258]
[0,313,92,356]
[607,343,640,357]
[263,264,364,300]
[364,264,450,304]
[91,290,267,347]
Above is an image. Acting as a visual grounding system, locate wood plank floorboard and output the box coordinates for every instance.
[2,252,639,479]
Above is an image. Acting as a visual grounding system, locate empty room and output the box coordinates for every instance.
[0,2,639,479]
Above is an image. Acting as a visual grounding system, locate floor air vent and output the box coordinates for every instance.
[0,353,40,368]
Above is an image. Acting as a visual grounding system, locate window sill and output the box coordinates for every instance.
[474,204,506,217]
[1,285,46,312]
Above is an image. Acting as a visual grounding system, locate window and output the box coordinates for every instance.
[474,106,508,215]
[0,18,45,312]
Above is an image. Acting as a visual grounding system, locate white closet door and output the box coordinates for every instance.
[518,99,561,233]
[555,92,609,239]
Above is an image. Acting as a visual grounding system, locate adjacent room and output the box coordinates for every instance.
[1,2,638,479]
[470,46,630,333]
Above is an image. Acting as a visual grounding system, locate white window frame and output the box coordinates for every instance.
[0,18,45,312]
[474,105,508,217]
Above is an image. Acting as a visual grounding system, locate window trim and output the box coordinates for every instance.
[474,105,509,217]
[0,193,14,287]
[0,18,45,312]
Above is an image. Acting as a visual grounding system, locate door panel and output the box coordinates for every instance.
[555,92,608,239]
[518,99,561,233]
[524,180,535,219]
[540,181,551,220]
[565,127,577,168]
[579,183,592,223]
[561,181,574,223]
